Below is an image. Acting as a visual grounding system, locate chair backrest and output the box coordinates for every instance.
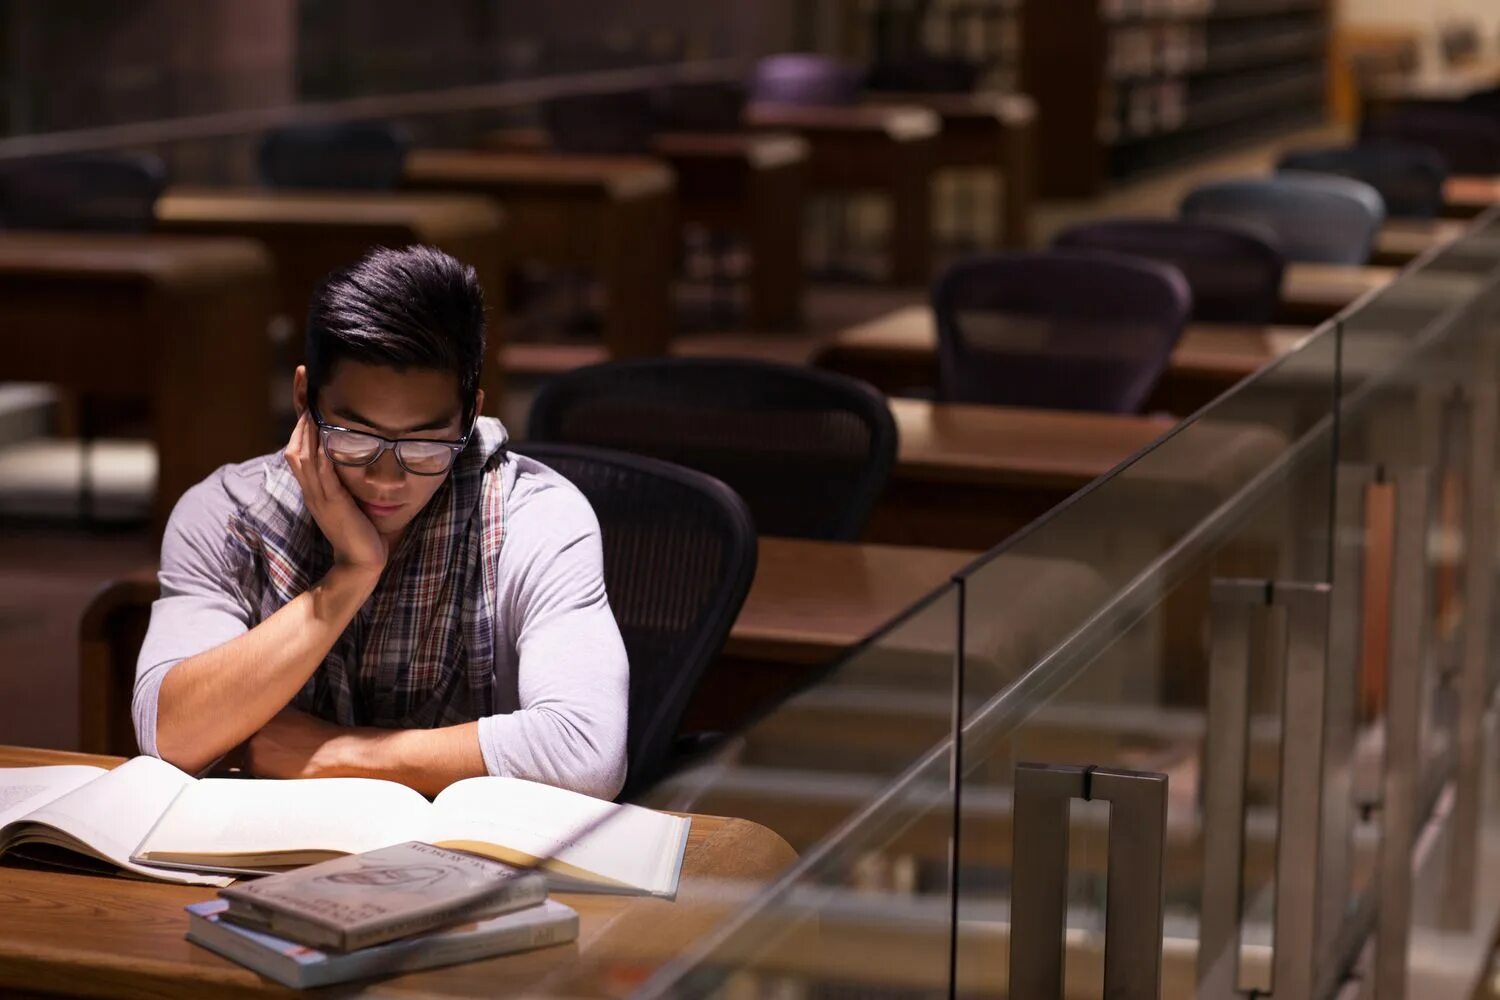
[863,54,980,93]
[1361,107,1500,175]
[78,570,160,757]
[542,90,656,155]
[1277,143,1449,219]
[751,53,863,107]
[257,121,410,190]
[931,251,1193,413]
[527,358,898,541]
[0,152,166,232]
[1052,217,1285,325]
[514,443,756,800]
[1179,174,1386,265]
[651,80,749,132]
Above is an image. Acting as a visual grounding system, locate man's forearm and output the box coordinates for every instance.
[324,722,487,797]
[155,564,380,774]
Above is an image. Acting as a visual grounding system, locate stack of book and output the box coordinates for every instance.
[186,841,576,989]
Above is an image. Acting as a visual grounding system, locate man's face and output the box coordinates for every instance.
[295,360,474,542]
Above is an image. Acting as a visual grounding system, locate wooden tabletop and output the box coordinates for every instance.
[0,745,796,998]
[1277,262,1398,321]
[816,303,1314,385]
[745,102,940,141]
[1366,59,1500,101]
[863,90,1037,126]
[1372,218,1468,265]
[725,537,977,665]
[1445,175,1500,218]
[405,149,675,199]
[156,187,506,239]
[0,230,272,287]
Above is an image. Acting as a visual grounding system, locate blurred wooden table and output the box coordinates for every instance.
[1372,218,1469,265]
[812,303,1315,414]
[0,233,275,533]
[154,187,509,410]
[864,91,1037,248]
[1276,262,1399,323]
[0,745,796,999]
[481,129,810,330]
[1445,175,1500,219]
[404,150,677,358]
[745,102,940,285]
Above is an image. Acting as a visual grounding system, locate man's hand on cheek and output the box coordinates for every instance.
[284,411,388,576]
[245,707,361,780]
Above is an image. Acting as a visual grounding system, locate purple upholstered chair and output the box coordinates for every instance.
[1277,143,1448,219]
[0,152,166,232]
[1180,174,1385,265]
[1052,218,1284,325]
[751,53,863,107]
[932,251,1193,413]
[1361,108,1500,175]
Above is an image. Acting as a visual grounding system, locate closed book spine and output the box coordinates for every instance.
[217,841,547,952]
[186,898,579,990]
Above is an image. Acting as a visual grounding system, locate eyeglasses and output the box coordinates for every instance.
[309,406,472,476]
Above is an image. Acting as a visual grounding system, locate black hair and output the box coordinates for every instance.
[305,245,485,420]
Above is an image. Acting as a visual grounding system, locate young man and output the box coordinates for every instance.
[133,245,628,799]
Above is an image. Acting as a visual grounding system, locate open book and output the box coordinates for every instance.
[0,759,689,898]
[133,770,690,898]
[0,758,232,886]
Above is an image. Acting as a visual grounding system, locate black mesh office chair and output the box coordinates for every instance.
[0,152,166,232]
[1277,143,1449,219]
[514,443,757,801]
[257,121,411,190]
[527,358,899,541]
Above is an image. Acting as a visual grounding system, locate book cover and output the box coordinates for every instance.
[217,841,547,952]
[186,897,579,989]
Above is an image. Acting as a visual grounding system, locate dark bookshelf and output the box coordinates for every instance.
[1021,0,1330,195]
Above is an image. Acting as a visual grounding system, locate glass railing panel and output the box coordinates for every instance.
[604,584,964,1000]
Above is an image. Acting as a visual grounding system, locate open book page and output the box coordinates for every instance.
[134,777,433,866]
[430,777,690,898]
[0,765,104,830]
[9,757,231,886]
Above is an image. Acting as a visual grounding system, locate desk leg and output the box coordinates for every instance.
[888,144,934,287]
[600,191,677,358]
[1001,117,1036,249]
[747,161,806,330]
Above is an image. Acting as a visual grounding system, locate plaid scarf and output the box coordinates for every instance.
[227,417,509,729]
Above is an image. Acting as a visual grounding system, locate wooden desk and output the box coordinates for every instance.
[1445,175,1500,219]
[1277,262,1398,323]
[1372,217,1469,265]
[1365,59,1500,104]
[864,91,1037,248]
[480,129,809,331]
[0,745,795,998]
[812,303,1314,413]
[154,187,509,411]
[745,103,940,285]
[879,397,1285,549]
[653,132,808,329]
[403,150,677,359]
[0,233,275,533]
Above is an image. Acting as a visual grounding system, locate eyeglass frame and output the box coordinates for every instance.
[308,404,475,476]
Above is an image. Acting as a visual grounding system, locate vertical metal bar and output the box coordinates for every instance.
[1376,467,1432,999]
[1445,350,1498,929]
[947,576,964,1000]
[1272,581,1334,999]
[1321,464,1375,969]
[1199,579,1261,997]
[1092,768,1168,1000]
[1009,763,1086,1000]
